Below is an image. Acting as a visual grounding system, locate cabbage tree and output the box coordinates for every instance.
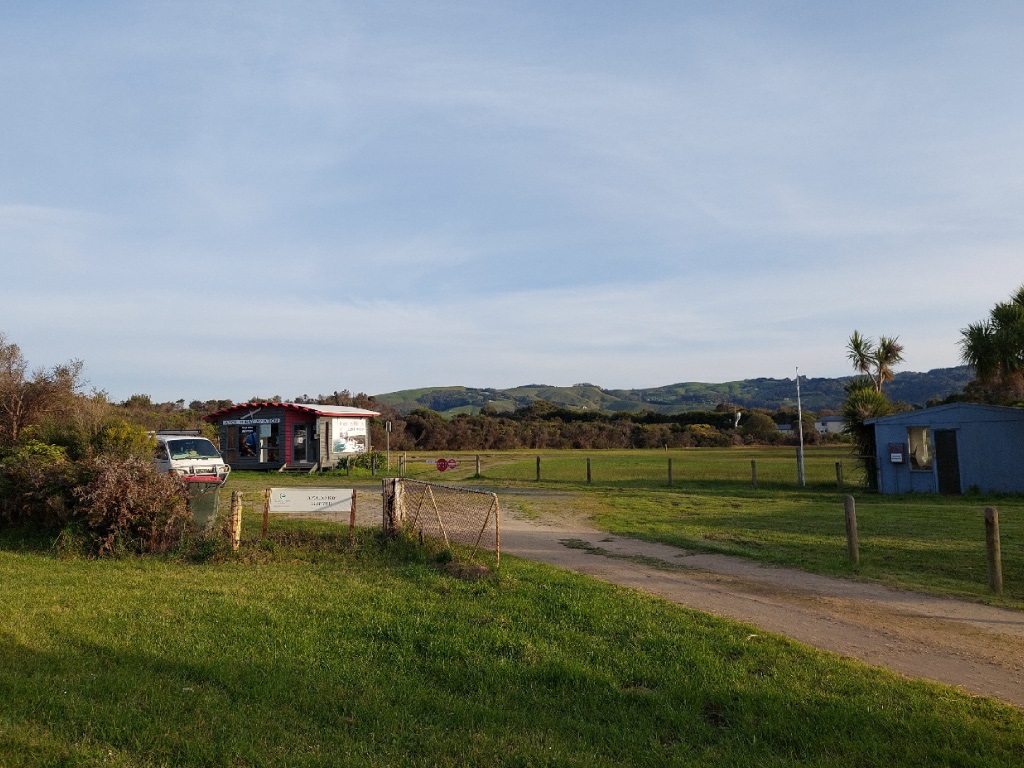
[959,286,1024,404]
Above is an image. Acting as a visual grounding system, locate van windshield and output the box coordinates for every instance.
[167,439,221,460]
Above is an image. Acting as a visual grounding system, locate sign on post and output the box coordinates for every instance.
[262,487,358,544]
[268,488,354,514]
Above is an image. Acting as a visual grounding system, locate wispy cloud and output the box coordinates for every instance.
[1,2,1023,401]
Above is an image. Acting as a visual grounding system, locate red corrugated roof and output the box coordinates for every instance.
[204,402,379,421]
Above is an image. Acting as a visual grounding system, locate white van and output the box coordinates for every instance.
[152,431,230,485]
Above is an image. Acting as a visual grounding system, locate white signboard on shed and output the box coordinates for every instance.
[267,488,354,514]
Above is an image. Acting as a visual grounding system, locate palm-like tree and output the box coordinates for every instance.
[874,335,905,391]
[843,331,904,487]
[846,331,904,393]
[959,321,998,382]
[841,379,893,490]
[959,286,1024,404]
[846,331,875,380]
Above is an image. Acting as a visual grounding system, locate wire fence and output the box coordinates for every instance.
[395,448,863,490]
[383,479,500,569]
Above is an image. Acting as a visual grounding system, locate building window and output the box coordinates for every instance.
[908,426,933,470]
[261,423,280,462]
[236,423,279,462]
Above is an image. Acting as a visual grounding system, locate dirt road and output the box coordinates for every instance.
[360,483,1024,708]
[497,489,1024,709]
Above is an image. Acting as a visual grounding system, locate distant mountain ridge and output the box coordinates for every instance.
[374,367,973,417]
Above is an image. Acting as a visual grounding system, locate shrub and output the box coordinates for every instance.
[680,424,731,448]
[338,450,386,472]
[739,411,778,444]
[74,456,192,556]
[0,440,82,527]
[91,419,156,460]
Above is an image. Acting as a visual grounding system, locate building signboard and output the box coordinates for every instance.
[330,417,368,454]
[267,488,354,514]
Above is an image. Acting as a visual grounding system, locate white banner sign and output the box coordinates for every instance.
[267,488,354,514]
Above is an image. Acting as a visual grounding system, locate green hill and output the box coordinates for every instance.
[375,367,973,417]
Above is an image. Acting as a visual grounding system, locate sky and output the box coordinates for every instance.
[2,1,1023,403]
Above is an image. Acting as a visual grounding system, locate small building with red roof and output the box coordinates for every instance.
[205,402,379,471]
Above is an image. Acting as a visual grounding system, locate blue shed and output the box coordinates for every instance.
[867,403,1024,495]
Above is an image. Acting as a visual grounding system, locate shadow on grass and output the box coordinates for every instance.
[0,522,62,554]
[2,616,1022,768]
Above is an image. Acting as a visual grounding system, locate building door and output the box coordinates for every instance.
[293,425,308,463]
[934,429,961,495]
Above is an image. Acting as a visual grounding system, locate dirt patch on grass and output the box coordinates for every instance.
[442,562,494,581]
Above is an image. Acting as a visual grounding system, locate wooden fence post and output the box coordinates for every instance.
[536,455,541,481]
[228,490,242,551]
[475,454,481,478]
[751,459,757,490]
[835,461,844,490]
[262,488,270,540]
[668,457,673,487]
[349,489,357,547]
[985,507,1003,594]
[586,457,592,484]
[382,478,403,536]
[844,495,859,565]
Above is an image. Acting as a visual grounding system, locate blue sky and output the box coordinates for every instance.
[2,2,1023,402]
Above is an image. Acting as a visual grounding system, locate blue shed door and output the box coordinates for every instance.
[934,430,961,495]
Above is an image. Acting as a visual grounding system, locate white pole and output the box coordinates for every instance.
[796,366,806,486]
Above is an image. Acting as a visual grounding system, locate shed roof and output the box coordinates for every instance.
[866,402,1024,426]
[205,402,380,421]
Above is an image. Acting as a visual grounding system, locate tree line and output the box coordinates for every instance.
[4,285,1022,461]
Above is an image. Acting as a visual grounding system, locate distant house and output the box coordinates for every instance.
[815,415,846,435]
[866,403,1024,495]
[205,402,379,472]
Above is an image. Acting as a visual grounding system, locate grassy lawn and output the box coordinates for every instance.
[587,487,1024,608]
[401,446,855,489]
[390,447,1024,608]
[1,527,1022,767]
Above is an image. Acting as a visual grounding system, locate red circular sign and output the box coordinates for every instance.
[436,458,449,472]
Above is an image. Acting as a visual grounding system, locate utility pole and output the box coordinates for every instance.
[796,367,806,486]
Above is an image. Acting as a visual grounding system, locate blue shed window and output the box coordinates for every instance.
[908,427,933,470]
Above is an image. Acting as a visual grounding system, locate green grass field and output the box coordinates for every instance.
[398,446,854,489]
[2,527,1023,767]
[3,446,1022,765]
